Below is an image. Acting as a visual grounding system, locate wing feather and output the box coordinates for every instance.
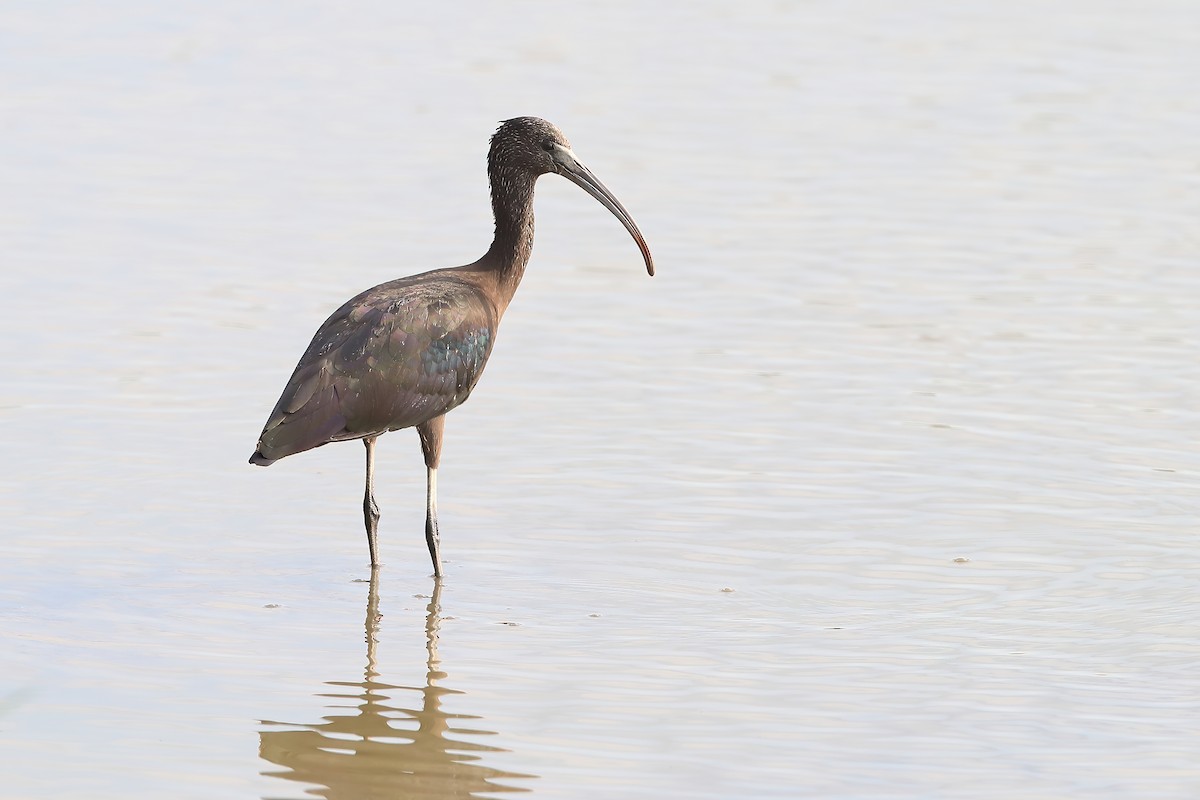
[250,274,498,464]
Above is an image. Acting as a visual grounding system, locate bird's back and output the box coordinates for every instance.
[250,270,499,465]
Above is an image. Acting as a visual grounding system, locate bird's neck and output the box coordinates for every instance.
[482,168,537,307]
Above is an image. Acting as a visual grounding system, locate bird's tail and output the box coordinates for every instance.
[248,450,276,466]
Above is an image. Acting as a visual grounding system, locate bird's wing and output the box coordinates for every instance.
[251,276,497,463]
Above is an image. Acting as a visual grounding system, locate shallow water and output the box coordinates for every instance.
[3,1,1200,798]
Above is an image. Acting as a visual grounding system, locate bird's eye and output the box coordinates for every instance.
[540,139,555,152]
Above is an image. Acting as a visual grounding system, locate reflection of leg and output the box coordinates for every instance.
[363,436,381,566]
[417,417,445,577]
[426,577,443,675]
[365,565,382,680]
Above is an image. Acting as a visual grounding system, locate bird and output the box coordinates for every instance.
[249,116,654,576]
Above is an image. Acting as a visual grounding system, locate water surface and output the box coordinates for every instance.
[2,1,1199,798]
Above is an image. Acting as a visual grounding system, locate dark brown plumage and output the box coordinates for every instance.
[249,117,653,576]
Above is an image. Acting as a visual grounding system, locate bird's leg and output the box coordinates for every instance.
[363,436,381,567]
[416,416,446,577]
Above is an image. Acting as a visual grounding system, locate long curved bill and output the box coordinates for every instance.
[556,148,655,276]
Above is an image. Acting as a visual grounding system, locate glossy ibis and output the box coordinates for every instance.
[249,117,654,576]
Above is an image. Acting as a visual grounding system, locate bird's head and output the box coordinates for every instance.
[490,116,654,276]
[490,116,572,176]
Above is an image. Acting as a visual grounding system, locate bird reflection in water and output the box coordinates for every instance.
[259,574,535,798]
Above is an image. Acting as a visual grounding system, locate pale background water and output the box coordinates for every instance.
[2,1,1198,798]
